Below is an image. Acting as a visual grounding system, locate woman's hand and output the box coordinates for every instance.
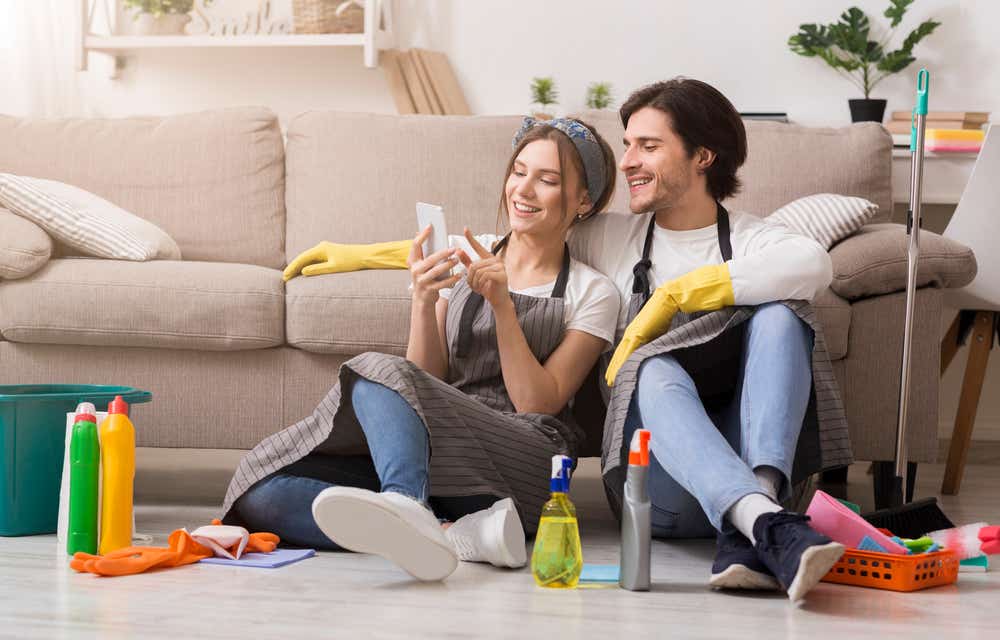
[460,228,511,311]
[408,226,462,306]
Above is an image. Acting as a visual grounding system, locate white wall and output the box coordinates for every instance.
[4,0,997,125]
[3,0,999,441]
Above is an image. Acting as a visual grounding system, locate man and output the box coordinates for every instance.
[568,78,850,601]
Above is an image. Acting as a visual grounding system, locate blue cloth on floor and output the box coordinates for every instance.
[856,536,888,553]
[579,564,620,583]
[199,548,316,568]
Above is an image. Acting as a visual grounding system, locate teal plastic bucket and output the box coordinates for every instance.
[0,385,152,536]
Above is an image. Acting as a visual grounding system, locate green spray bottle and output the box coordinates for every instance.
[531,455,583,588]
[67,402,99,555]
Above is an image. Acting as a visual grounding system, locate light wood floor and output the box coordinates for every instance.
[1,450,997,639]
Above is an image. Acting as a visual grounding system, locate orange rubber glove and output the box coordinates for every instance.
[606,263,735,386]
[70,519,280,577]
[70,529,214,577]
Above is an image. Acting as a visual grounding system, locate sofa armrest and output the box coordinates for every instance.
[829,223,977,300]
[0,207,51,280]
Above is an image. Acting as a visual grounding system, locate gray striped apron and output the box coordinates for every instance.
[221,239,583,532]
[601,204,853,511]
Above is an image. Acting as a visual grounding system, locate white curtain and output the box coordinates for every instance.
[0,0,88,117]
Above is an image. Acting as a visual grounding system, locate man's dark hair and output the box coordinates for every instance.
[620,78,747,201]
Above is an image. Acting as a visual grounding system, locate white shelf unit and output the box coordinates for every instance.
[78,0,395,77]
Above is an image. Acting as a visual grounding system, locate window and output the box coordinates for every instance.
[0,0,12,49]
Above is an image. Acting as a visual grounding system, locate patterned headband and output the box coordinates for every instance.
[512,116,607,210]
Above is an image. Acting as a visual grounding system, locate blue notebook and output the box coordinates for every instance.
[200,548,316,568]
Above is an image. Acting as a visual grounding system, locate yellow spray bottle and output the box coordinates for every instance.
[98,396,135,555]
[531,455,583,588]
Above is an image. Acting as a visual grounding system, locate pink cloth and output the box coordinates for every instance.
[805,490,909,554]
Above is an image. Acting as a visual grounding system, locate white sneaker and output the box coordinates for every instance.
[311,487,458,581]
[445,497,527,568]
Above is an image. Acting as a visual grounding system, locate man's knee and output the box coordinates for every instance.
[637,354,688,394]
[748,303,810,342]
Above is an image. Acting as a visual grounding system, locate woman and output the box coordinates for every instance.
[220,117,620,581]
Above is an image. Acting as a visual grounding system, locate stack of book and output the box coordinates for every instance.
[887,111,990,152]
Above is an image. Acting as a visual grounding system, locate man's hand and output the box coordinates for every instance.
[605,263,735,386]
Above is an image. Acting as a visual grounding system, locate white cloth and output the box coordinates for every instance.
[567,211,833,338]
[439,233,621,348]
[189,524,250,560]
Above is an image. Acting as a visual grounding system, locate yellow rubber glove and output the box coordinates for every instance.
[606,263,735,386]
[283,240,413,282]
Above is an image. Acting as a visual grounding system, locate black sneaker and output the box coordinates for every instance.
[710,526,781,591]
[753,511,845,602]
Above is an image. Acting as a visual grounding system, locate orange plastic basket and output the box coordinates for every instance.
[822,547,959,592]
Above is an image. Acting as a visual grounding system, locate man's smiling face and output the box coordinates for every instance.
[618,107,699,214]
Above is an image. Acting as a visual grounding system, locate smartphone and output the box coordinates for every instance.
[416,202,451,279]
[416,202,448,257]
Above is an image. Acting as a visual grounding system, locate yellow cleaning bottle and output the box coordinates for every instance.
[531,455,583,588]
[98,396,135,555]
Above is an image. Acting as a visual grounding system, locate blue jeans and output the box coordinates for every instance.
[623,303,814,537]
[234,377,496,549]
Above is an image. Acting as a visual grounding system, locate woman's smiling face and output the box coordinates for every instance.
[504,139,587,237]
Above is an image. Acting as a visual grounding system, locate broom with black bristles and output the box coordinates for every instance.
[862,69,954,539]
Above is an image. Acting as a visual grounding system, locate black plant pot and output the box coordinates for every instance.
[849,98,888,123]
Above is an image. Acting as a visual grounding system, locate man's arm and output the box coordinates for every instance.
[728,222,833,305]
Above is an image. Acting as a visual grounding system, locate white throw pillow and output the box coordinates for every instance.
[768,193,878,250]
[0,173,181,261]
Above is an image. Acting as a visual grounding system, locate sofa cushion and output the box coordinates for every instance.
[284,112,524,262]
[286,269,412,355]
[813,287,851,360]
[0,208,51,279]
[576,112,893,222]
[730,122,893,222]
[0,107,285,268]
[829,223,977,300]
[0,259,284,350]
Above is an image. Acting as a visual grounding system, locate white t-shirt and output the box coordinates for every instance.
[567,211,833,337]
[438,233,621,348]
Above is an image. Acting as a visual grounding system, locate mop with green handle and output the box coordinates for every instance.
[863,69,954,538]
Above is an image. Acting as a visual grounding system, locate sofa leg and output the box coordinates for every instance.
[941,310,996,495]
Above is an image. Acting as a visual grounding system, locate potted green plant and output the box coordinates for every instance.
[585,82,614,110]
[121,0,195,36]
[530,77,558,120]
[788,0,940,123]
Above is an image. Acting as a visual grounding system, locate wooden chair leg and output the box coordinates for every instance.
[941,310,995,495]
[941,311,962,375]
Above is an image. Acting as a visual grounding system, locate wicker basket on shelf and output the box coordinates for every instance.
[292,0,364,34]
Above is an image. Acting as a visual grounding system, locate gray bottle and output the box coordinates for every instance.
[620,429,651,591]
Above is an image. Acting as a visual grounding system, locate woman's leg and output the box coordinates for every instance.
[233,455,382,550]
[234,473,343,550]
[350,377,432,503]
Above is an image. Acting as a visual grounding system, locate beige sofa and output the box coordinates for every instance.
[0,107,977,472]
